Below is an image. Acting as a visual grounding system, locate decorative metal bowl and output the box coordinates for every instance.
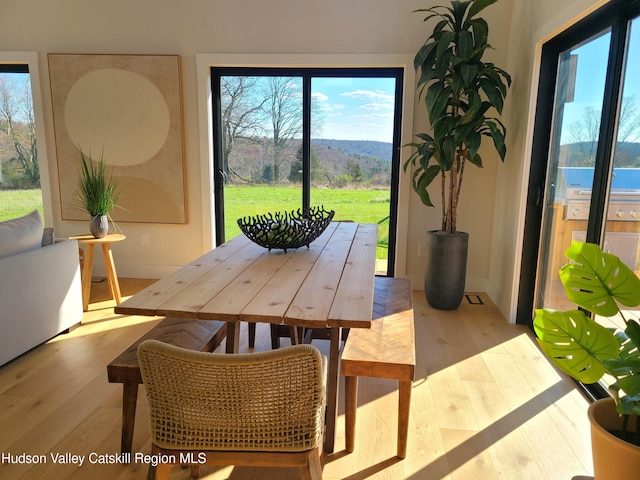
[238,206,335,252]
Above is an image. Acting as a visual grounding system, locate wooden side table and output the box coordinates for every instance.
[71,233,126,311]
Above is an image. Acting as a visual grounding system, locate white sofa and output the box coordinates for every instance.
[0,210,83,366]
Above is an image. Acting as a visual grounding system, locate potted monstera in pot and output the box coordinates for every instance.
[74,147,120,238]
[534,241,640,479]
[404,0,511,309]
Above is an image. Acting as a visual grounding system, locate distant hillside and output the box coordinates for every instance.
[312,139,393,162]
[227,138,394,186]
[559,141,640,167]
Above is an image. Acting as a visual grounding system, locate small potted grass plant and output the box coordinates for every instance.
[74,147,120,238]
[534,241,640,479]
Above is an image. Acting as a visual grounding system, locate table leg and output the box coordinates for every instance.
[81,244,95,312]
[248,322,256,348]
[102,243,122,305]
[225,321,240,353]
[324,326,342,453]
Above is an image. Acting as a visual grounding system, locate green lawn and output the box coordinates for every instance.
[0,186,391,258]
[224,185,390,258]
[0,189,44,222]
[224,185,389,233]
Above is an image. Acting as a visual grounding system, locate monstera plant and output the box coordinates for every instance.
[535,241,640,434]
[534,241,640,477]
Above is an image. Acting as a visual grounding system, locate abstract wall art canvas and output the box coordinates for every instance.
[48,54,187,224]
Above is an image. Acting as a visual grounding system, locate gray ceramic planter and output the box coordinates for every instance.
[424,230,469,310]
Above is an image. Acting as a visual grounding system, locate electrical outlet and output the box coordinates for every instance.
[418,243,426,257]
[140,234,150,247]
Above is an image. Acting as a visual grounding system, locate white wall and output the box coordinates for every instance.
[0,0,438,281]
[0,0,613,321]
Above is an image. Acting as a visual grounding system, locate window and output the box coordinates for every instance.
[0,54,50,225]
[0,64,42,221]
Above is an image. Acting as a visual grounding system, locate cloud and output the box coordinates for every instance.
[319,102,347,114]
[340,89,394,103]
[360,102,394,111]
[312,92,329,102]
[350,112,394,120]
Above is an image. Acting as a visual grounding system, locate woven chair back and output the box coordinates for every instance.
[138,340,326,452]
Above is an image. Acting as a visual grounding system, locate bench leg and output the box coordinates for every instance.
[344,375,358,453]
[397,380,412,459]
[270,324,281,349]
[225,321,240,353]
[289,326,302,345]
[121,382,139,454]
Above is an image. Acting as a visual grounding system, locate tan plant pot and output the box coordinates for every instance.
[588,397,640,480]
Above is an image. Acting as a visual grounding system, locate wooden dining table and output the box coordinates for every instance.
[114,221,378,453]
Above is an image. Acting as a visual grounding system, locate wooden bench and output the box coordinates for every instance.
[107,317,227,454]
[341,276,415,459]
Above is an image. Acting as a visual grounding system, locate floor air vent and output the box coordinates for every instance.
[465,294,484,305]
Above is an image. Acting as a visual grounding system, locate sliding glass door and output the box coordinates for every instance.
[518,0,640,397]
[211,68,403,275]
[533,31,612,313]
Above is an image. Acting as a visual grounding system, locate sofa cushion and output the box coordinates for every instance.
[0,209,43,259]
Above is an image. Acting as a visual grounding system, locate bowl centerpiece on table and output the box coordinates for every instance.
[238,206,335,252]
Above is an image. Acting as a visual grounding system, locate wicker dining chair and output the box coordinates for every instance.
[137,340,326,480]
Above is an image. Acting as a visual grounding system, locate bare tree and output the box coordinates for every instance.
[0,74,38,187]
[262,77,303,182]
[568,105,600,165]
[220,75,325,184]
[567,95,640,167]
[613,95,640,167]
[617,95,640,143]
[221,76,268,182]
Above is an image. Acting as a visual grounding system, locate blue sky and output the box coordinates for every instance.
[560,17,640,145]
[3,72,399,144]
[311,77,397,143]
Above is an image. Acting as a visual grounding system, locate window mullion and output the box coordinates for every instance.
[302,74,311,215]
[587,15,629,245]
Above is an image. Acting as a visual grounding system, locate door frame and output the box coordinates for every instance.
[0,52,53,226]
[517,0,640,328]
[195,54,416,278]
[516,0,640,403]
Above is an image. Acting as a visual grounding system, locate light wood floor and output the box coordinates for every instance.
[0,278,596,480]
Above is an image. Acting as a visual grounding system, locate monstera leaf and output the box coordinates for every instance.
[533,309,619,384]
[560,241,640,317]
[604,320,640,415]
[535,242,640,415]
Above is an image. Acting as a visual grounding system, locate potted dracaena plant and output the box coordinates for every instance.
[534,241,640,479]
[74,146,120,238]
[404,0,511,309]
